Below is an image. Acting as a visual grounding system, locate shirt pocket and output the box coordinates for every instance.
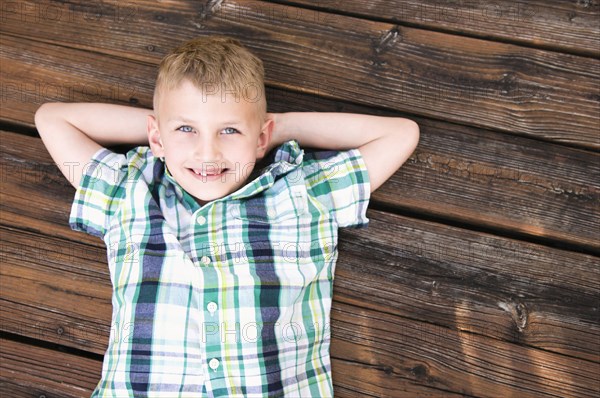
[234,184,309,224]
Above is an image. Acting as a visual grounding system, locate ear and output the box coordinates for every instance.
[255,116,275,159]
[147,114,165,158]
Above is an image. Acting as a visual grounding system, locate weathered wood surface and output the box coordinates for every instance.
[279,0,600,56]
[0,340,464,398]
[1,133,599,397]
[0,337,472,398]
[2,38,599,252]
[0,337,102,398]
[1,0,599,148]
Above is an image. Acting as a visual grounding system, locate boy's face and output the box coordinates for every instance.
[148,79,273,206]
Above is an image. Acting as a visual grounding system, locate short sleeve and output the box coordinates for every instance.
[303,148,371,228]
[69,147,129,238]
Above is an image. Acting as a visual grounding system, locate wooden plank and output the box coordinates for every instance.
[1,1,598,148]
[0,36,152,126]
[2,37,599,251]
[0,338,101,398]
[330,302,599,398]
[337,211,600,363]
[0,225,112,353]
[0,129,104,246]
[0,337,465,398]
[276,0,600,56]
[2,221,599,396]
[331,357,469,398]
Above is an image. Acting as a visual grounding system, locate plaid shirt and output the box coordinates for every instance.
[70,140,370,397]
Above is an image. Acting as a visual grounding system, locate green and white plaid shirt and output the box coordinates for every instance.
[70,140,370,397]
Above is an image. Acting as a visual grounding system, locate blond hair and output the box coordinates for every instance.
[153,36,266,117]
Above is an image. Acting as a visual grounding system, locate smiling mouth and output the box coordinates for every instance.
[189,168,229,178]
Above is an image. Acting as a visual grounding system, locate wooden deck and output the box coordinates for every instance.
[1,1,599,396]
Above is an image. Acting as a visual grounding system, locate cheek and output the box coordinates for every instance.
[227,148,253,175]
[239,147,258,167]
[163,146,184,167]
[163,138,186,156]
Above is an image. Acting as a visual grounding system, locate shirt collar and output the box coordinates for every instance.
[162,140,304,209]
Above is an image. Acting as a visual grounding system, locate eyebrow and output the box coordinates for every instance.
[167,117,244,125]
[167,117,196,124]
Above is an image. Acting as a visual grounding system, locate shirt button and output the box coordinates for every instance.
[209,358,220,371]
[196,215,207,225]
[207,302,217,315]
[200,256,211,265]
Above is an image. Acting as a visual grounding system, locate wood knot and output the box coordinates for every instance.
[410,364,428,380]
[575,0,592,8]
[499,72,517,95]
[374,26,401,54]
[515,303,528,331]
[200,0,224,20]
[56,325,64,335]
[430,280,440,296]
[498,299,529,332]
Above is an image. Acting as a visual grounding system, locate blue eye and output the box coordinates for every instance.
[222,127,240,135]
[177,125,194,133]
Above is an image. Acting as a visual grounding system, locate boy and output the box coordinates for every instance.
[35,36,419,397]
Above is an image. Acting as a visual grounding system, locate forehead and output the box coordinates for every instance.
[157,79,263,124]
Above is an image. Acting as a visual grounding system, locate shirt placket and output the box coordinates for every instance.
[192,205,227,396]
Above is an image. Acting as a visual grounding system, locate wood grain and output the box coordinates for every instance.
[0,225,112,353]
[0,336,474,398]
[330,302,599,398]
[1,0,598,148]
[276,0,600,56]
[0,338,101,398]
[338,211,600,363]
[2,35,599,251]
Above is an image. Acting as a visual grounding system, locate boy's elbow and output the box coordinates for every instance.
[34,103,58,133]
[34,103,46,125]
[408,119,420,141]
[35,102,71,140]
[35,102,54,120]
[400,119,420,153]
[412,121,420,150]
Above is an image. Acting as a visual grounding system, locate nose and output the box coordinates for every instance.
[192,134,222,163]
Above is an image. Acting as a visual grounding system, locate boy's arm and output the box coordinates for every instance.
[35,103,152,188]
[268,112,419,192]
